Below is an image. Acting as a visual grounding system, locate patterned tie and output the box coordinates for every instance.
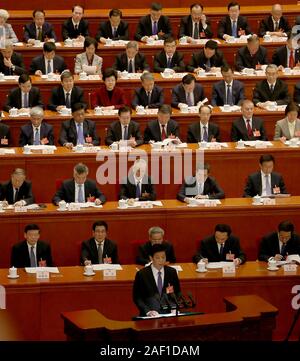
[30,246,36,267]
[193,22,199,39]
[37,27,42,41]
[167,57,172,68]
[265,175,272,195]
[33,128,39,145]
[98,242,103,264]
[123,125,128,140]
[280,243,287,257]
[136,181,141,198]
[24,92,29,108]
[152,21,158,35]
[232,21,237,37]
[47,60,51,74]
[219,243,224,256]
[128,59,133,73]
[289,50,295,68]
[157,271,163,295]
[65,92,71,108]
[78,184,84,202]
[226,84,233,105]
[203,126,208,142]
[186,92,193,106]
[274,21,279,31]
[161,124,167,140]
[246,119,253,138]
[77,123,84,144]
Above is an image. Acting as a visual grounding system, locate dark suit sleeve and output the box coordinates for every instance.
[23,24,32,42]
[23,182,34,205]
[208,178,225,199]
[235,48,245,72]
[93,183,106,204]
[48,88,59,111]
[87,121,100,146]
[173,52,185,72]
[192,242,203,263]
[237,82,246,105]
[59,121,70,146]
[258,236,272,262]
[4,90,15,112]
[168,244,176,263]
[132,123,143,146]
[252,84,262,106]
[278,175,288,194]
[13,54,26,75]
[217,17,227,39]
[233,237,246,264]
[29,58,39,75]
[80,241,91,265]
[44,243,53,267]
[47,125,55,145]
[149,88,164,109]
[276,82,290,105]
[119,183,130,199]
[243,176,255,198]
[62,20,70,41]
[140,54,150,71]
[136,244,150,265]
[105,125,115,146]
[211,84,219,106]
[19,127,28,147]
[171,87,181,108]
[52,183,65,205]
[258,19,268,37]
[140,178,156,201]
[135,19,146,41]
[111,243,119,264]
[34,88,44,109]
[133,271,152,315]
[186,53,198,72]
[230,122,240,142]
[271,49,281,67]
[153,53,164,73]
[10,245,21,267]
[131,89,141,109]
[143,125,153,143]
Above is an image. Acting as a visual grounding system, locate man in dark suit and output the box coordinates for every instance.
[187,105,220,143]
[59,102,99,148]
[272,35,300,70]
[62,5,89,41]
[235,35,268,71]
[52,162,106,205]
[211,65,245,106]
[19,107,54,146]
[258,221,300,262]
[112,41,150,73]
[119,159,156,201]
[144,104,179,143]
[231,99,267,141]
[153,37,185,73]
[171,74,205,109]
[48,70,85,111]
[136,226,176,265]
[217,2,251,40]
[133,243,181,316]
[0,123,10,147]
[11,224,53,268]
[253,64,290,108]
[243,154,288,197]
[135,2,172,42]
[293,82,300,103]
[193,223,246,265]
[3,73,43,112]
[177,163,224,202]
[258,4,291,38]
[23,9,57,43]
[132,72,164,109]
[0,42,26,75]
[81,220,118,265]
[96,8,129,43]
[105,106,143,146]
[179,3,213,41]
[30,42,67,75]
[0,168,34,206]
[187,40,227,73]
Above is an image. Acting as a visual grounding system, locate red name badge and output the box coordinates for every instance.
[166,284,174,294]
[38,260,46,267]
[1,138,8,145]
[85,136,92,143]
[41,137,49,145]
[253,130,261,137]
[226,253,235,261]
[200,32,206,38]
[238,29,245,36]
[103,257,112,264]
[273,186,281,194]
[87,196,95,202]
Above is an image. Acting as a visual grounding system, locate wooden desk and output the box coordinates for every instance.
[1,262,299,340]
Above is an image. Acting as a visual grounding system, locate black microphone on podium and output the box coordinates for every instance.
[187,292,196,308]
[178,292,191,308]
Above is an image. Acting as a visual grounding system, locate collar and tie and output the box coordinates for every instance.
[78,184,84,202]
[147,91,151,105]
[14,188,19,203]
[246,119,253,138]
[152,21,158,35]
[123,125,128,140]
[274,21,279,31]
[30,246,37,267]
[265,174,272,195]
[193,22,199,39]
[47,60,52,74]
[77,122,84,144]
[219,243,224,256]
[24,92,29,108]
[136,180,141,198]
[167,56,172,68]
[186,92,193,106]
[270,84,274,93]
[161,124,167,140]
[280,243,287,257]
[157,270,163,295]
[289,50,295,68]
[128,59,133,73]
[232,21,237,37]
[65,92,71,108]
[33,128,40,145]
[226,84,233,105]
[198,182,203,195]
[202,125,208,142]
[37,27,42,41]
[97,241,103,264]
[113,27,117,38]
[74,24,78,31]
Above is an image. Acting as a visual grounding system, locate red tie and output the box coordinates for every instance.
[289,50,295,69]
[161,125,167,140]
[246,119,253,138]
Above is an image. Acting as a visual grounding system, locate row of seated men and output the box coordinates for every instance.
[8,220,300,269]
[0,3,298,44]
[0,154,289,208]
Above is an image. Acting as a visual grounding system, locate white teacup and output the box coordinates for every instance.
[76,144,84,152]
[110,142,118,151]
[136,105,146,114]
[268,259,277,269]
[268,103,277,111]
[223,104,231,111]
[146,37,154,44]
[200,141,207,148]
[189,198,198,206]
[84,265,93,275]
[48,72,55,80]
[284,67,292,74]
[152,142,162,150]
[79,72,87,80]
[94,106,102,115]
[9,108,18,117]
[197,261,206,272]
[264,34,272,42]
[0,72,4,80]
[106,38,113,45]
[23,145,31,154]
[179,36,187,44]
[34,40,41,46]
[252,195,262,205]
[9,267,18,277]
[237,140,245,148]
[197,69,205,77]
[118,199,127,208]
[180,104,189,113]
[290,137,299,147]
[60,107,70,115]
[58,200,67,210]
[64,38,73,46]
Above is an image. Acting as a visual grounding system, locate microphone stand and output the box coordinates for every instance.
[285,307,300,341]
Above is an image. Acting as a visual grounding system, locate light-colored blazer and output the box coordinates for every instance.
[274,117,300,140]
[2,23,18,44]
[74,52,103,75]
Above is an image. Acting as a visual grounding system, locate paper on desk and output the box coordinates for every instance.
[220,105,241,112]
[0,149,15,154]
[286,255,300,264]
[92,264,123,271]
[138,311,182,319]
[4,75,19,81]
[77,202,103,208]
[128,201,163,207]
[176,143,188,148]
[25,204,41,210]
[169,265,183,272]
[160,72,187,79]
[26,145,57,150]
[25,267,59,273]
[244,141,273,147]
[192,199,221,205]
[206,262,229,269]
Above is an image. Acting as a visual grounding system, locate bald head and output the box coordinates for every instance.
[272,4,282,21]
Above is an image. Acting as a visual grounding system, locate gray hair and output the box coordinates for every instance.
[30,106,44,117]
[74,163,89,174]
[266,64,278,72]
[141,72,154,82]
[11,168,26,176]
[148,226,165,238]
[3,40,13,49]
[0,9,9,21]
[126,41,138,50]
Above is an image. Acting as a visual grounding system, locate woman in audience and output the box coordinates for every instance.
[274,102,300,141]
[74,36,102,76]
[0,9,18,44]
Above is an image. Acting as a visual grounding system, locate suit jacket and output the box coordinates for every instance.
[177,176,225,201]
[258,15,291,37]
[193,234,246,264]
[153,50,185,72]
[272,46,300,68]
[29,55,67,75]
[135,14,173,41]
[19,122,54,146]
[2,23,18,44]
[96,20,129,41]
[80,238,118,265]
[211,79,245,106]
[59,119,99,146]
[132,86,164,109]
[294,82,300,103]
[52,178,106,205]
[187,49,227,72]
[144,119,179,143]
[48,85,85,111]
[62,18,89,40]
[4,87,43,112]
[274,117,300,140]
[24,21,57,42]
[171,83,205,108]
[91,86,127,109]
[253,79,290,105]
[105,120,143,146]
[0,52,26,75]
[133,265,181,316]
[258,232,300,262]
[136,241,176,265]
[235,45,268,71]
[231,116,268,141]
[74,52,102,74]
[218,15,251,39]
[119,175,156,201]
[0,180,34,205]
[112,52,150,72]
[179,15,213,38]
[0,123,10,147]
[243,171,288,197]
[11,240,53,268]
[187,121,220,143]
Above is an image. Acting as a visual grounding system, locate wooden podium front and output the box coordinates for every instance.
[61,295,278,341]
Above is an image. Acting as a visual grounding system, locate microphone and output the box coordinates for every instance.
[187,292,196,307]
[161,293,172,312]
[178,293,191,308]
[169,292,181,309]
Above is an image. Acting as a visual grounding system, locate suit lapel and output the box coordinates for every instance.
[153,121,161,140]
[116,121,122,140]
[70,119,78,143]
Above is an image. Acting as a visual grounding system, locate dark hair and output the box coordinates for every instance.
[109,8,122,17]
[190,3,204,11]
[43,42,56,53]
[285,101,299,116]
[158,104,172,114]
[164,37,176,45]
[118,105,132,116]
[72,4,84,12]
[18,73,31,84]
[71,102,86,113]
[196,162,210,173]
[221,65,232,73]
[84,36,98,50]
[278,220,294,233]
[60,70,73,81]
[215,224,232,235]
[103,67,117,81]
[149,243,167,256]
[259,154,275,164]
[33,9,45,17]
[205,40,218,50]
[151,2,163,11]
[182,74,196,85]
[199,104,212,113]
[227,2,240,10]
[92,220,108,231]
[25,224,40,233]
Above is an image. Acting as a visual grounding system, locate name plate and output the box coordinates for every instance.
[103,269,116,277]
[222,264,236,274]
[14,206,27,212]
[283,264,297,272]
[204,200,217,207]
[36,269,50,279]
[68,203,81,211]
[262,198,276,205]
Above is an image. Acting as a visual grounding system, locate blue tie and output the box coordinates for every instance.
[47,60,51,74]
[24,93,29,108]
[167,57,172,68]
[33,128,40,145]
[152,21,158,35]
[123,125,128,140]
[77,123,84,144]
[280,243,287,257]
[219,243,224,256]
[203,126,208,142]
[136,181,141,198]
[232,21,237,37]
[30,246,36,267]
[226,84,233,105]
[78,184,84,202]
[157,271,163,295]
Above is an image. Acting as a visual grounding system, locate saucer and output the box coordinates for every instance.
[196,269,207,273]
[117,206,128,209]
[57,208,67,211]
[267,267,279,271]
[7,274,19,279]
[187,204,198,207]
[83,272,95,276]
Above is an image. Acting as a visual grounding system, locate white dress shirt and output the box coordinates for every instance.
[151,264,164,288]
[261,170,271,196]
[44,58,54,73]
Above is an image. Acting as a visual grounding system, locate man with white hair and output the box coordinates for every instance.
[0,9,18,43]
[119,158,156,202]
[19,107,54,146]
[258,4,291,37]
[0,41,26,75]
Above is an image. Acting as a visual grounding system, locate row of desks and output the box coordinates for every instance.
[1,261,300,340]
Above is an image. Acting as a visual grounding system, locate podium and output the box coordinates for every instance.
[61,295,278,341]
